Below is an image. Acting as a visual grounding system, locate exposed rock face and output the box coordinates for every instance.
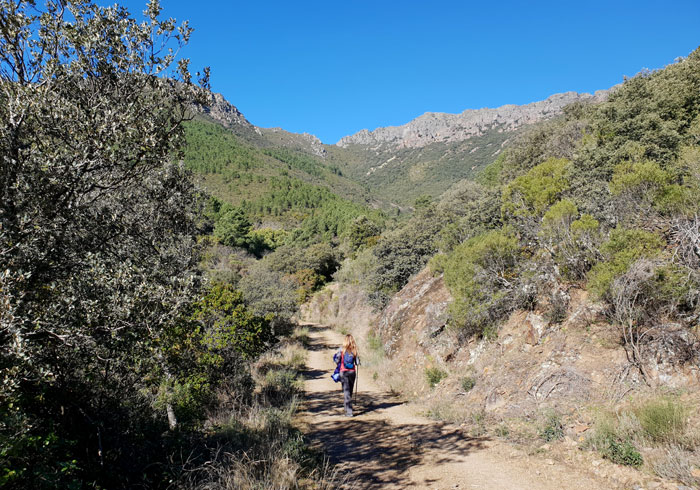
[337,90,610,149]
[197,92,328,157]
[312,268,699,421]
[198,92,258,132]
[377,267,452,358]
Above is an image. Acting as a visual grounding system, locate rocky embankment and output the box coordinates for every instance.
[304,267,700,421]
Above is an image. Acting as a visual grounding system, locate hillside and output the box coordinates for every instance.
[329,90,610,204]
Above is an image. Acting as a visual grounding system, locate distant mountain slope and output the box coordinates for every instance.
[183,118,373,211]
[332,90,610,205]
[337,91,609,149]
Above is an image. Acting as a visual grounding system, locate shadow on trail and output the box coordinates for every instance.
[301,324,490,488]
[303,324,332,352]
[304,403,489,488]
[303,388,404,417]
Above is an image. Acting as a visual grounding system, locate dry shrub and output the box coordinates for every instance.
[647,445,700,487]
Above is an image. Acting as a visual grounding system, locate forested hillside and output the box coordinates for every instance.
[183,118,371,209]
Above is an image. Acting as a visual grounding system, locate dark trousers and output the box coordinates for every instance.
[340,371,356,415]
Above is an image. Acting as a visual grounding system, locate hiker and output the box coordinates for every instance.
[333,334,359,417]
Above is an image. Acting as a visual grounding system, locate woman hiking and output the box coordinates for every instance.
[333,334,359,417]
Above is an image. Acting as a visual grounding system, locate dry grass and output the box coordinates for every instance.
[175,333,347,489]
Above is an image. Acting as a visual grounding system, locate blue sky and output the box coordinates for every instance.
[108,1,699,143]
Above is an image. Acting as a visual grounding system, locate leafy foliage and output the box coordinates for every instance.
[588,228,665,299]
[368,206,445,306]
[0,1,215,486]
[437,227,522,336]
[502,157,572,218]
[192,283,274,359]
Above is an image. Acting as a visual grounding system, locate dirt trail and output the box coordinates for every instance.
[299,323,611,490]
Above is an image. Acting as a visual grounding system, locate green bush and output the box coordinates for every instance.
[368,206,445,306]
[460,376,476,392]
[192,283,275,360]
[425,367,447,387]
[539,412,564,442]
[587,415,644,467]
[502,157,572,217]
[440,227,521,336]
[600,438,644,467]
[214,207,253,249]
[588,228,664,298]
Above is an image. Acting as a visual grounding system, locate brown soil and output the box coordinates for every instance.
[298,323,614,489]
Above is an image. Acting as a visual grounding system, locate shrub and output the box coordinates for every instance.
[539,411,564,442]
[610,259,695,330]
[635,398,688,445]
[588,228,664,299]
[648,445,699,486]
[460,376,476,392]
[214,207,253,248]
[538,200,602,280]
[587,412,644,467]
[259,370,303,407]
[440,227,522,336]
[502,157,572,218]
[238,264,298,322]
[425,367,447,387]
[368,207,444,307]
[601,439,644,467]
[345,215,382,253]
[192,283,275,360]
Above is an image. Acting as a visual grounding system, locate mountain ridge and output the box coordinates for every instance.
[336,89,610,149]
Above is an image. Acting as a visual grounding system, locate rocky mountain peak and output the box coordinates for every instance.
[336,90,610,149]
[197,92,260,134]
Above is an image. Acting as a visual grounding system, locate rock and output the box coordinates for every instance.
[546,459,555,465]
[337,90,610,149]
[691,468,700,479]
[592,459,603,467]
[574,424,590,433]
[199,92,254,130]
[526,322,539,345]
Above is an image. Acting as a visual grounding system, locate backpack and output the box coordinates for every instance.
[342,351,355,370]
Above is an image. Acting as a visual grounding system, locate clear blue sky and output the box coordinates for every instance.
[107,0,699,143]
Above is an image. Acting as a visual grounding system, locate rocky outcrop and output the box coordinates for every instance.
[337,90,610,149]
[198,92,259,132]
[377,267,452,358]
[351,268,698,419]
